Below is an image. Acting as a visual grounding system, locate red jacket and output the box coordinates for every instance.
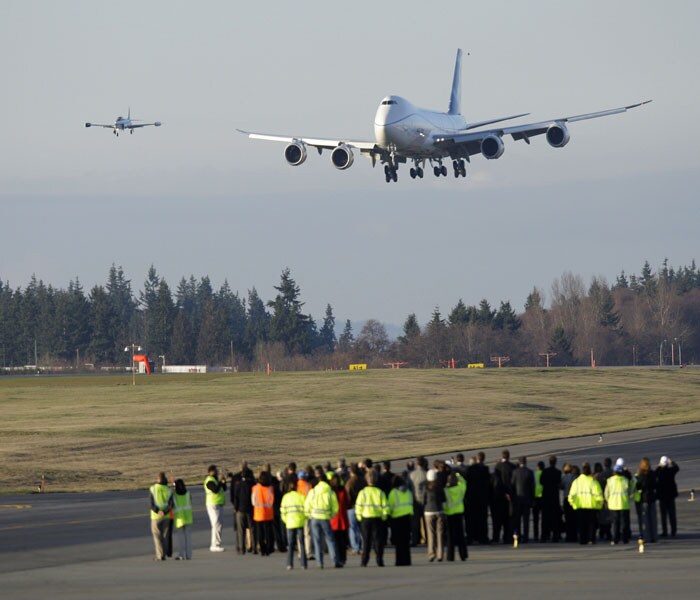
[330,488,349,531]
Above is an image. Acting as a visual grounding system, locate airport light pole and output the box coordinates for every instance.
[124,344,142,385]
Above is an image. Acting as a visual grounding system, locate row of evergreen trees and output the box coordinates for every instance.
[1,260,699,370]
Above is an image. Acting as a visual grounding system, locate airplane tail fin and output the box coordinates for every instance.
[448,49,463,115]
[128,107,131,120]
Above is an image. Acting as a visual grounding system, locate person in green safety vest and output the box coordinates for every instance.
[387,475,414,566]
[204,464,227,552]
[604,465,630,544]
[355,469,389,567]
[280,479,307,570]
[149,472,173,561]
[443,471,468,561]
[173,478,193,559]
[567,462,603,544]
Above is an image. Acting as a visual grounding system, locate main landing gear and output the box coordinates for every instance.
[433,162,448,177]
[452,159,467,178]
[409,166,424,179]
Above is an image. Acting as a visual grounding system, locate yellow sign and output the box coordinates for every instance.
[349,364,367,371]
[467,363,485,369]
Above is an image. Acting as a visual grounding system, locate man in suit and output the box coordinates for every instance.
[493,450,516,543]
[466,452,490,544]
[511,456,535,543]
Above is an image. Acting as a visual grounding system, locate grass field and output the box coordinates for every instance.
[1,367,699,493]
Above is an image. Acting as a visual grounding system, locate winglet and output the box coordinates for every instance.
[448,49,463,115]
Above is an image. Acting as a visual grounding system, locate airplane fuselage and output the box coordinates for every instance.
[373,95,466,158]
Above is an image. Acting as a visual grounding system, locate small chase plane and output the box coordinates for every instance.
[85,108,162,137]
[239,50,651,183]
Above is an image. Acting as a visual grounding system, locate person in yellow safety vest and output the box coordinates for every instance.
[605,465,631,545]
[533,461,544,541]
[304,466,341,569]
[443,471,468,561]
[567,462,603,544]
[280,480,307,570]
[355,469,389,567]
[149,472,173,561]
[204,464,227,552]
[387,475,414,566]
[173,479,193,560]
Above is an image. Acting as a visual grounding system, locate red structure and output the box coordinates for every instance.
[133,354,152,374]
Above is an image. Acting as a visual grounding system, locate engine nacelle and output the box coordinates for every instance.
[481,135,505,159]
[546,122,570,148]
[154,121,162,127]
[331,144,354,170]
[284,141,307,166]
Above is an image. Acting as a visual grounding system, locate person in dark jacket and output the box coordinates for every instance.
[511,456,535,543]
[233,468,256,554]
[635,457,658,543]
[489,466,508,544]
[423,469,446,562]
[345,463,366,554]
[656,456,679,537]
[493,450,516,542]
[540,455,562,542]
[466,452,490,544]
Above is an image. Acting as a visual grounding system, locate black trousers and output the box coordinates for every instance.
[532,498,542,540]
[612,510,631,543]
[563,499,578,542]
[512,498,531,542]
[360,518,385,566]
[541,500,561,541]
[390,515,412,566]
[468,499,489,543]
[659,498,677,536]
[254,520,274,555]
[445,513,468,561]
[577,509,597,544]
[490,500,508,543]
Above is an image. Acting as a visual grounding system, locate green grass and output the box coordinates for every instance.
[1,367,699,493]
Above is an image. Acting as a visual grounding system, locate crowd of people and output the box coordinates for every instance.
[148,451,681,567]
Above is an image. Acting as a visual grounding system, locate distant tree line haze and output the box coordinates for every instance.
[1,260,699,371]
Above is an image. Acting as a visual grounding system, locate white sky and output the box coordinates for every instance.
[1,0,698,327]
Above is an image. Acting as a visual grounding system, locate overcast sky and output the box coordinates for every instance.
[1,1,698,328]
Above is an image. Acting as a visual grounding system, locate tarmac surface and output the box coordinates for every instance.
[1,422,699,599]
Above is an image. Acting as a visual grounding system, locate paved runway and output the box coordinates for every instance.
[1,422,699,599]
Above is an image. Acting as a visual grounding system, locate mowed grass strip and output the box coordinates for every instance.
[1,368,699,493]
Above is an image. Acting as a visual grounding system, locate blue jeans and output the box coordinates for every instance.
[310,519,338,567]
[347,508,362,552]
[286,527,307,568]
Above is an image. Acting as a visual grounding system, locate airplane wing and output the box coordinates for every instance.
[237,129,379,154]
[127,122,162,129]
[433,100,652,156]
[85,123,116,129]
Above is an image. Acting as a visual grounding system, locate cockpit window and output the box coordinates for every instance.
[381,100,397,105]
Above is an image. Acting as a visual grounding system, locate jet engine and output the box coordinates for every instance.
[546,123,570,148]
[481,135,505,159]
[154,121,162,127]
[284,141,307,166]
[331,144,354,170]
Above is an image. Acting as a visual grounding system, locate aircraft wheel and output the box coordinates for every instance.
[385,174,391,183]
[410,168,416,179]
[433,166,440,177]
[392,170,398,182]
[384,165,390,176]
[417,167,423,178]
[441,165,447,177]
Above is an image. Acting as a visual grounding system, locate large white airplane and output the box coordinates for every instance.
[85,108,162,137]
[239,49,651,183]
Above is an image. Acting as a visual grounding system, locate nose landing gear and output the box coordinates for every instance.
[384,164,398,183]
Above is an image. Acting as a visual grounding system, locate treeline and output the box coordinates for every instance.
[1,260,699,370]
